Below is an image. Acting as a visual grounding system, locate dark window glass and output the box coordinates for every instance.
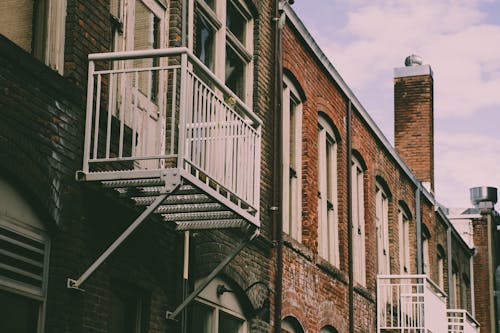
[191,302,213,333]
[195,13,215,70]
[225,46,244,99]
[203,0,215,10]
[226,1,245,43]
[219,311,243,332]
[0,290,38,333]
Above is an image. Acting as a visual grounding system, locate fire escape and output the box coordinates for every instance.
[67,48,261,319]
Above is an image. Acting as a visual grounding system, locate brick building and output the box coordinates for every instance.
[0,1,493,333]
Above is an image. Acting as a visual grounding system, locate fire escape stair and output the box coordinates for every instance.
[67,169,259,296]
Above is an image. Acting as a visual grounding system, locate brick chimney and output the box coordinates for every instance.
[394,55,434,192]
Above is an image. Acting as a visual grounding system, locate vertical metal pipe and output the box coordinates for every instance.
[273,0,284,332]
[347,100,354,333]
[447,226,454,307]
[416,186,422,274]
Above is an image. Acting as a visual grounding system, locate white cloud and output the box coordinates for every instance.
[435,132,500,207]
[312,0,500,118]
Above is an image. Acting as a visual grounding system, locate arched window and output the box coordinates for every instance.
[351,155,366,286]
[318,115,339,266]
[319,325,339,333]
[191,277,248,333]
[0,177,50,333]
[437,245,446,290]
[422,224,430,275]
[375,180,390,275]
[398,203,411,274]
[282,316,305,333]
[282,74,303,242]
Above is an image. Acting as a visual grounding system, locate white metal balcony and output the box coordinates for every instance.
[377,274,448,333]
[78,47,261,230]
[447,309,480,333]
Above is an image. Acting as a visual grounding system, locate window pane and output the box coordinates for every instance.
[0,290,39,333]
[289,99,297,168]
[225,46,245,99]
[195,12,215,70]
[219,311,243,333]
[226,1,246,43]
[203,0,215,10]
[109,288,142,333]
[0,0,34,52]
[191,302,213,333]
[134,1,160,100]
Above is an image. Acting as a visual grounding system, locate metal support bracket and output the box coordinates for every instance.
[166,227,259,321]
[67,172,181,290]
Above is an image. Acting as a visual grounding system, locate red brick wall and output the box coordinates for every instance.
[394,73,434,191]
[473,215,493,333]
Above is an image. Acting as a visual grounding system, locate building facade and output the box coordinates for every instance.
[0,1,493,333]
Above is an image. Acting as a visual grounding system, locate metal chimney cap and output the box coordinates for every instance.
[470,186,498,206]
[405,54,423,67]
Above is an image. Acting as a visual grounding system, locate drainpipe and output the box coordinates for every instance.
[415,185,422,274]
[181,0,187,46]
[347,100,354,333]
[272,0,284,332]
[447,226,453,307]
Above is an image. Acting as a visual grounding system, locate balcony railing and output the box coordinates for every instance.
[81,47,261,216]
[447,309,480,333]
[377,274,448,333]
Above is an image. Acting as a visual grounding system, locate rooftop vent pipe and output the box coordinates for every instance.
[470,186,498,209]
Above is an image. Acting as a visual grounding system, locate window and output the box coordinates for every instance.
[110,0,167,167]
[191,278,247,333]
[193,0,253,102]
[422,224,430,276]
[282,75,303,242]
[398,206,410,274]
[108,282,149,333]
[351,156,366,286]
[462,274,470,312]
[375,182,390,275]
[318,116,339,265]
[452,264,460,309]
[0,178,50,333]
[281,316,305,333]
[437,245,445,290]
[0,0,67,73]
[319,326,339,333]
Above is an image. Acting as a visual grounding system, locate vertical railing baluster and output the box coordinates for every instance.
[177,53,188,169]
[132,71,138,157]
[83,60,95,173]
[118,71,126,158]
[92,74,102,159]
[106,72,114,159]
[170,67,178,156]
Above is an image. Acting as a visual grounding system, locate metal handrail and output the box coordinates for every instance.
[87,47,262,126]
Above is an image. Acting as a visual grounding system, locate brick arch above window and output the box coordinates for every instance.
[351,149,367,171]
[283,68,307,102]
[318,111,341,143]
[398,200,413,221]
[375,175,392,199]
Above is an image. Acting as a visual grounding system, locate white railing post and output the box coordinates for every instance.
[83,60,95,173]
[177,52,188,169]
[253,125,261,217]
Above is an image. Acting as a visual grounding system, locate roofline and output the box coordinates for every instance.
[284,5,473,253]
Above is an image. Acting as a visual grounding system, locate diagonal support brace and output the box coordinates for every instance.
[166,227,259,320]
[68,183,177,290]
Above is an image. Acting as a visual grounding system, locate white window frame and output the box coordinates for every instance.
[398,207,410,274]
[351,157,366,286]
[282,75,302,242]
[0,0,67,74]
[318,116,339,266]
[422,233,430,276]
[193,277,247,333]
[375,182,390,275]
[190,0,254,105]
[437,247,445,290]
[0,178,50,333]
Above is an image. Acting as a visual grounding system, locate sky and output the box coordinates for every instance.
[292,0,500,209]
